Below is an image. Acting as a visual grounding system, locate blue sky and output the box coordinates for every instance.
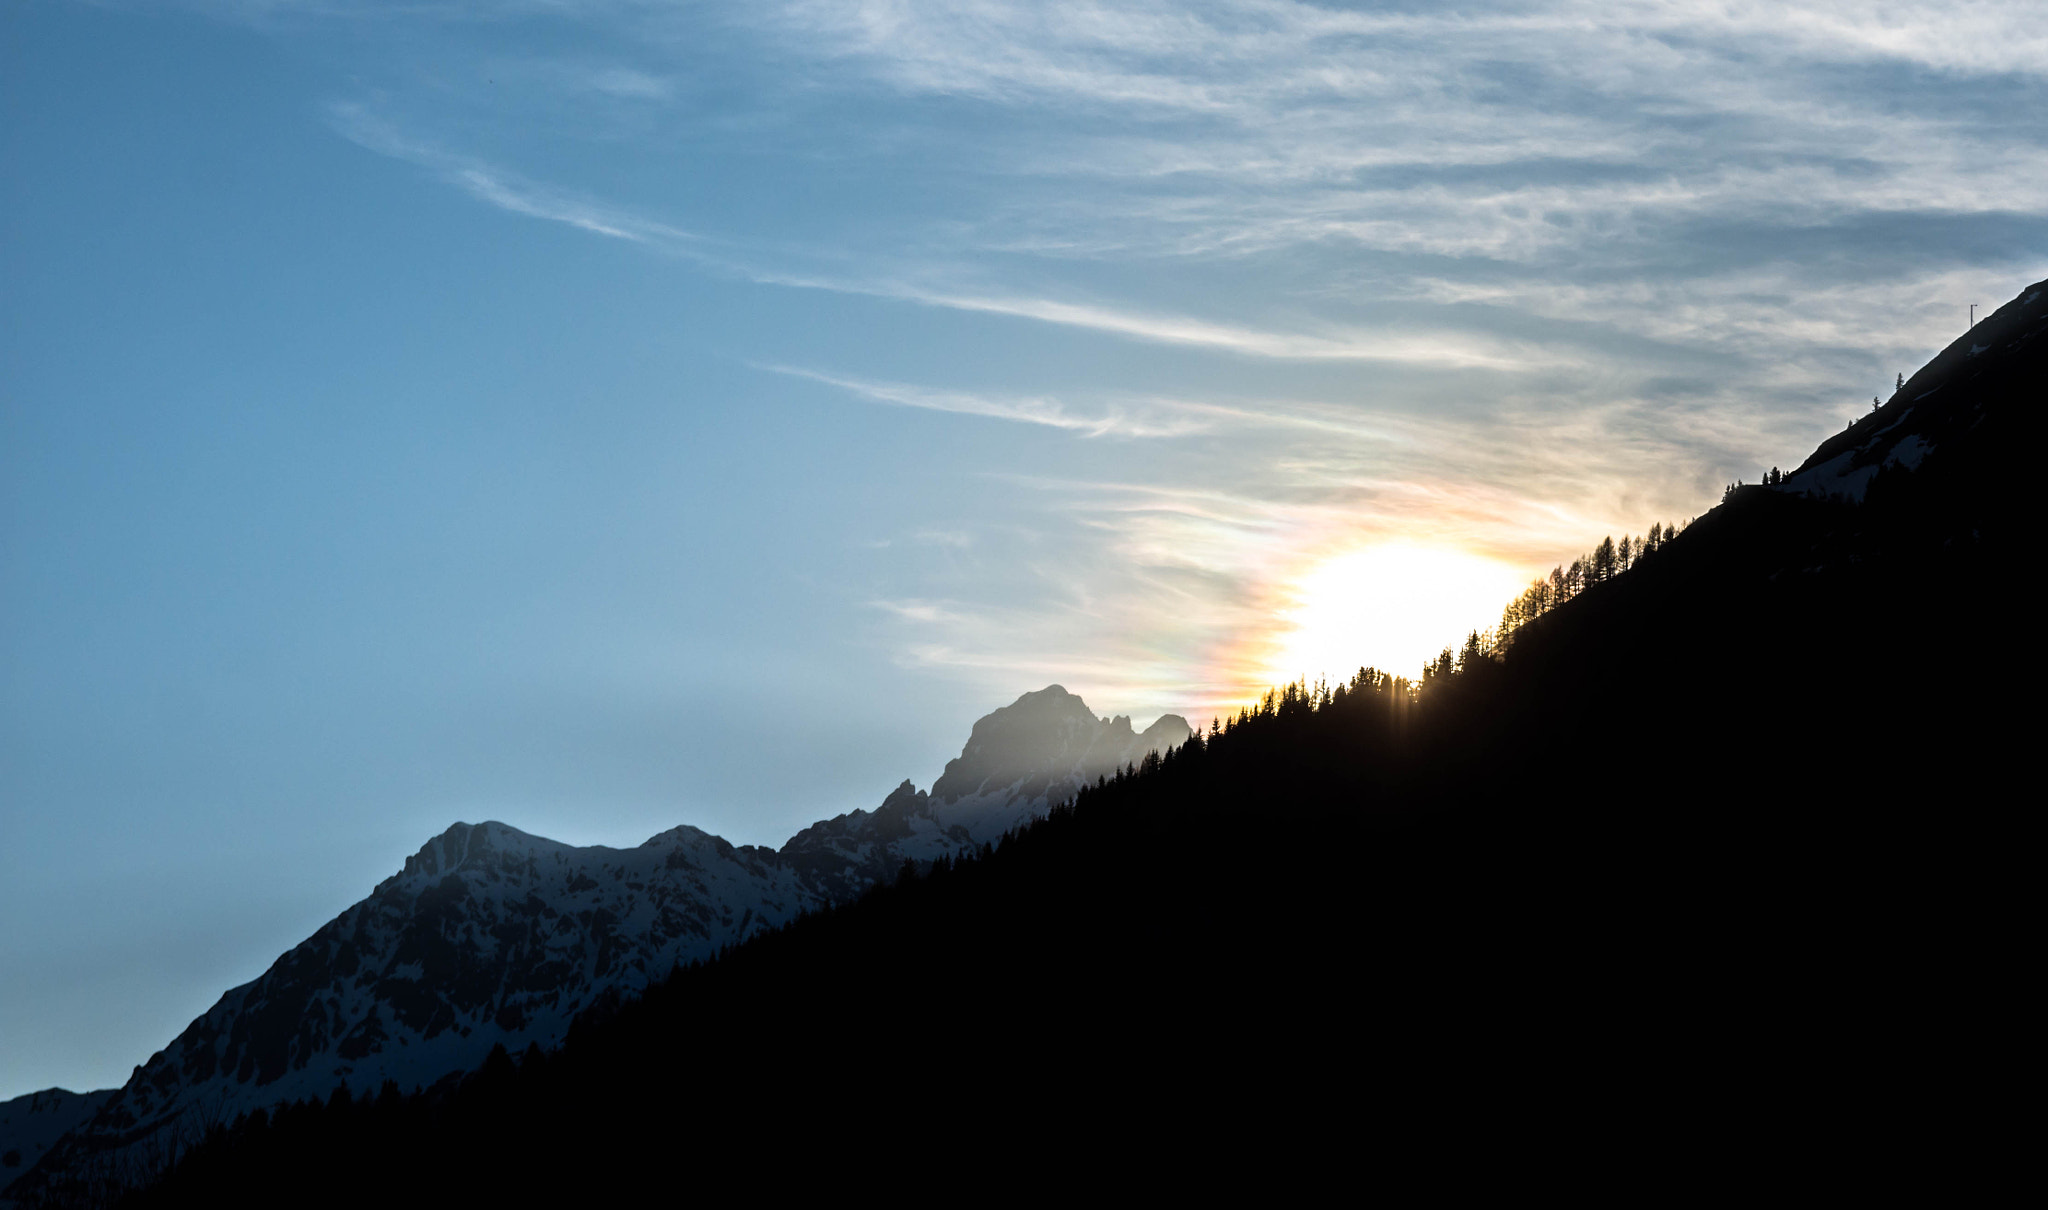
[4,0,2044,1098]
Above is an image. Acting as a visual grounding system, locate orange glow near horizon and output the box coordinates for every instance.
[1230,543,1532,695]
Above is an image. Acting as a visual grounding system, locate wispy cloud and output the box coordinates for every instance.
[756,364,1213,436]
[205,0,2048,710]
[745,1,2048,279]
[328,103,709,249]
[759,364,1524,444]
[336,101,1572,369]
[845,287,1567,367]
[339,104,1564,368]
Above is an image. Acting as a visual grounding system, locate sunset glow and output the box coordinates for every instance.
[1253,545,1531,689]
[9,0,2042,1106]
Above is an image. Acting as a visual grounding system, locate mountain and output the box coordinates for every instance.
[1781,280,2045,502]
[96,279,2038,1204]
[0,1091,113,1202]
[779,689,1190,898]
[10,687,1187,1201]
[23,278,2041,1203]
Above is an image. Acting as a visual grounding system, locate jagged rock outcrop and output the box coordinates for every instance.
[931,685,1190,805]
[781,687,1190,896]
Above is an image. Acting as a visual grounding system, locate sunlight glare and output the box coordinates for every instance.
[1264,544,1530,685]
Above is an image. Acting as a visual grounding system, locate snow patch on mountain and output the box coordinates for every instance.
[1889,435,1931,470]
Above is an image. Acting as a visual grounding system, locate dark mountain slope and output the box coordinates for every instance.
[1785,278,2045,505]
[0,1091,114,1202]
[93,281,2042,1204]
[1481,279,2045,794]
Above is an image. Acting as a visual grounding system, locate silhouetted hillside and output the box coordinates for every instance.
[65,279,2043,1205]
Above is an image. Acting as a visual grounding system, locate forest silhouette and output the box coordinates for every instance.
[31,281,2041,1205]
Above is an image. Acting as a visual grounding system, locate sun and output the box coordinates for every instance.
[1260,544,1530,686]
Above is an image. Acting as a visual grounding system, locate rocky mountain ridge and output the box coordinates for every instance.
[8,687,1187,1202]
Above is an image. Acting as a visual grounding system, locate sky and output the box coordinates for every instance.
[3,0,2045,1099]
